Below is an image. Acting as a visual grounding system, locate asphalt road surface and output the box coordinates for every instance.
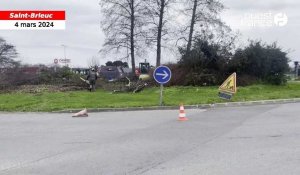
[1,103,300,175]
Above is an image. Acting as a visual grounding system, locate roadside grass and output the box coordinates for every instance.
[1,82,300,112]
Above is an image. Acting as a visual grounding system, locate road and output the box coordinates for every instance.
[0,103,300,175]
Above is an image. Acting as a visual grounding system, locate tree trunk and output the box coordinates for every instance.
[130,0,136,74]
[186,0,198,55]
[156,0,165,67]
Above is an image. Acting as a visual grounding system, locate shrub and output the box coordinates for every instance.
[229,41,289,85]
[177,38,231,86]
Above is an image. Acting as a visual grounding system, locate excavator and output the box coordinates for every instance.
[136,60,151,80]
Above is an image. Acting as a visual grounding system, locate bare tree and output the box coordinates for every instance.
[180,0,230,55]
[0,37,19,68]
[100,0,148,74]
[143,0,175,67]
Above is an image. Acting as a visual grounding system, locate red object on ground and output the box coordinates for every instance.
[178,104,188,121]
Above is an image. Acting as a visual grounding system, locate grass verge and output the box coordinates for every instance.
[1,82,300,112]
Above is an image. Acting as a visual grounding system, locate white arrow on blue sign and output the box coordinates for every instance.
[153,66,172,84]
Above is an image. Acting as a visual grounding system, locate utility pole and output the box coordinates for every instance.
[294,61,299,79]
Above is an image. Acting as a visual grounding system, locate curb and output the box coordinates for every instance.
[53,98,300,113]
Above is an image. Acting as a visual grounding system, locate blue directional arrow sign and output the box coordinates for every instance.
[153,66,172,84]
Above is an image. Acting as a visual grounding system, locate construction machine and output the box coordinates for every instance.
[136,60,151,80]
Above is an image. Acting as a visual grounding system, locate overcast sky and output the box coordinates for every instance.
[0,0,299,67]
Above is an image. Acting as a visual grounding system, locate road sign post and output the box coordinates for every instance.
[160,84,163,106]
[153,66,172,106]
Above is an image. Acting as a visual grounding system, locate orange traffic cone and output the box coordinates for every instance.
[72,108,88,117]
[178,104,188,121]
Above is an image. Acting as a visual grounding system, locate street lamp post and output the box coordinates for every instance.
[61,44,67,67]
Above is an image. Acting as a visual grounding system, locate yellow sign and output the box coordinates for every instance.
[219,73,237,94]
